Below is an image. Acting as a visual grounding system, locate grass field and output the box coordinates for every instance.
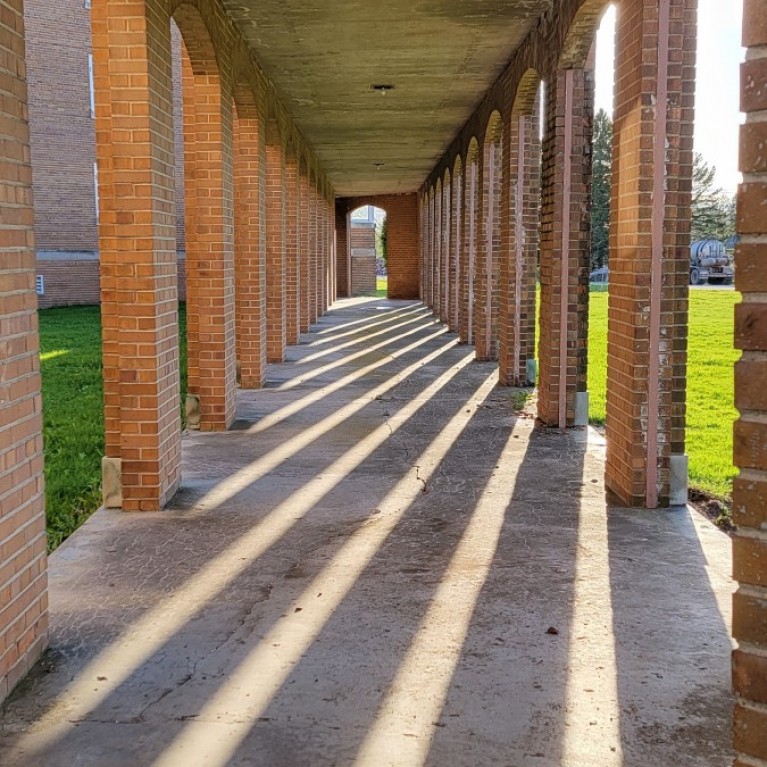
[376,276,388,296]
[38,290,737,549]
[39,306,187,549]
[588,289,739,499]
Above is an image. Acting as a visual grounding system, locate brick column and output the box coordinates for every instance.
[0,0,49,700]
[180,40,236,431]
[732,0,767,762]
[441,178,451,324]
[449,168,462,333]
[308,179,318,323]
[475,131,503,362]
[300,170,312,329]
[418,195,425,301]
[433,183,442,319]
[233,106,267,389]
[461,158,479,344]
[605,0,695,507]
[429,189,437,310]
[265,123,286,363]
[320,193,328,312]
[284,151,300,345]
[499,108,541,386]
[93,0,181,508]
[538,67,592,427]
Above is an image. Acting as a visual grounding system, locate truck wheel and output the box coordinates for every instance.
[690,268,701,286]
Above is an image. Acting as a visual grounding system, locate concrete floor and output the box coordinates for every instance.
[0,298,734,766]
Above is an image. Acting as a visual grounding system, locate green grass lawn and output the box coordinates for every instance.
[376,276,388,297]
[37,291,737,549]
[39,306,187,550]
[588,290,739,499]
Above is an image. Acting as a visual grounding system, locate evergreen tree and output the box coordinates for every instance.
[590,109,612,270]
[691,153,736,241]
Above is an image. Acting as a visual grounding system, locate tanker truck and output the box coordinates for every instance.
[690,239,733,286]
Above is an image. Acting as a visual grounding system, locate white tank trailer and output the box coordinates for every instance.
[689,239,734,285]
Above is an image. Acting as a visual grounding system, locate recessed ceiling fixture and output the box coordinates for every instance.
[371,84,395,95]
[373,163,385,170]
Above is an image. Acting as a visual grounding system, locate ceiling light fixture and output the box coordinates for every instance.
[371,84,394,95]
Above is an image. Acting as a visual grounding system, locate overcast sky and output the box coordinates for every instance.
[595,1,744,193]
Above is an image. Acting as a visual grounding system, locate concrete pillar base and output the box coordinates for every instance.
[186,394,201,430]
[526,359,537,387]
[669,454,689,507]
[575,391,589,427]
[102,457,123,509]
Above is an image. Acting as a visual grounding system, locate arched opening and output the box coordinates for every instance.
[347,204,388,297]
[463,139,480,345]
[499,69,542,387]
[171,4,236,431]
[476,112,503,361]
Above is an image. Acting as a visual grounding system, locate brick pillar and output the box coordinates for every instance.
[418,195,425,302]
[233,105,267,389]
[538,67,592,427]
[441,178,451,324]
[308,180,318,323]
[320,193,328,312]
[0,0,49,700]
[93,0,181,509]
[499,107,541,386]
[605,0,695,507]
[428,189,436,310]
[475,130,503,361]
[180,39,236,431]
[299,170,312,330]
[323,194,331,311]
[449,169,462,333]
[265,123,286,363]
[329,196,337,305]
[284,151,300,345]
[732,0,767,762]
[461,158,479,344]
[335,201,350,299]
[433,183,442,318]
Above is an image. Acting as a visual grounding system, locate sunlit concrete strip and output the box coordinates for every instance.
[297,310,430,364]
[194,330,454,513]
[15,347,474,760]
[149,371,500,767]
[351,427,519,766]
[246,326,449,438]
[312,301,415,336]
[561,449,623,766]
[275,317,441,391]
[307,304,427,347]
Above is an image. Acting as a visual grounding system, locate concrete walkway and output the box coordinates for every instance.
[0,298,734,766]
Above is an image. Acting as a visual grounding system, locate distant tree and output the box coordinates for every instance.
[590,109,612,270]
[691,152,736,241]
[377,217,388,264]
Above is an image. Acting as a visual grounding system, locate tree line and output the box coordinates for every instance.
[589,109,737,271]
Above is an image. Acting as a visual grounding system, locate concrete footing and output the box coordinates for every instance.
[574,390,589,427]
[670,453,689,507]
[101,456,122,509]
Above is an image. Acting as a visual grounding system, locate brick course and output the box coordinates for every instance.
[733,0,767,762]
[0,0,49,702]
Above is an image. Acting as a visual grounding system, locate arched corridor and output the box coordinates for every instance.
[0,298,733,766]
[0,0,764,763]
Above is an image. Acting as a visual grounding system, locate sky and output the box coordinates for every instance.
[595,1,744,193]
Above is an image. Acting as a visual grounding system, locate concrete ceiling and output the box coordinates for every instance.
[222,0,550,197]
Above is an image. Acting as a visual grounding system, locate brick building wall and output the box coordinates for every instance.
[24,9,187,307]
[0,0,49,701]
[350,224,376,296]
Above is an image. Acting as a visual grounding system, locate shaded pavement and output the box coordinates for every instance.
[0,298,733,766]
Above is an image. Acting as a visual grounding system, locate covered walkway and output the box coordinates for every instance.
[0,300,733,766]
